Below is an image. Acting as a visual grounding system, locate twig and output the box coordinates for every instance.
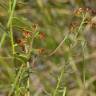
[48,34,68,56]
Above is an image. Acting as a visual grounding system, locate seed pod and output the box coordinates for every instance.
[17,39,26,51]
[39,32,46,40]
[23,31,31,38]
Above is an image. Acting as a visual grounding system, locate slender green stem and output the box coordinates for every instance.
[10,23,15,54]
[25,45,30,96]
[70,13,88,87]
[8,64,24,96]
[77,13,88,87]
[7,0,17,27]
[25,62,30,96]
[53,67,64,96]
[68,51,83,87]
[78,14,87,32]
[7,0,17,54]
[81,39,88,87]
[63,87,66,96]
[0,32,6,47]
[49,34,68,56]
[75,13,87,38]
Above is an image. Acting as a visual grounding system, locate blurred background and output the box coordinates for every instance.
[0,0,96,96]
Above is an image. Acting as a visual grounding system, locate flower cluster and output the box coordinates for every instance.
[22,29,32,38]
[74,7,96,16]
[16,24,46,54]
[70,7,96,32]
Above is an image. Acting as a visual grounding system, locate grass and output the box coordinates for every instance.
[7,0,17,54]
[0,0,96,96]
